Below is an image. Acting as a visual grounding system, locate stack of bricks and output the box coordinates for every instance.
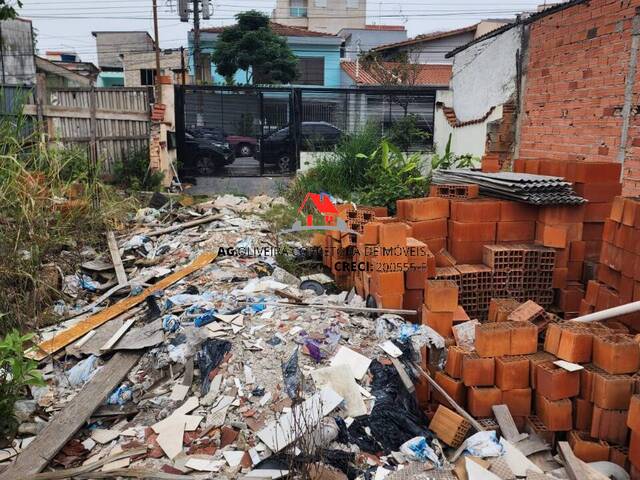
[448,198,501,263]
[582,197,640,330]
[535,205,586,317]
[422,279,459,338]
[397,197,449,254]
[513,160,622,262]
[431,318,640,472]
[497,200,537,244]
[483,244,555,309]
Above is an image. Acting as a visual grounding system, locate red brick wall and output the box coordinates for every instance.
[518,0,640,195]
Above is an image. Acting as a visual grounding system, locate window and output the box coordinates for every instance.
[140,69,156,86]
[296,57,324,85]
[346,0,358,8]
[314,0,327,7]
[290,0,307,17]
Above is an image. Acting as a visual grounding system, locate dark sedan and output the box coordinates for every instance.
[181,131,234,175]
[259,121,342,172]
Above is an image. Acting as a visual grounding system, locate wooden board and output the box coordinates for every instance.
[27,251,216,360]
[2,352,141,480]
[492,404,528,443]
[106,231,127,286]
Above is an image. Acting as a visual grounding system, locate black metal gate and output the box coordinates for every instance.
[175,85,438,178]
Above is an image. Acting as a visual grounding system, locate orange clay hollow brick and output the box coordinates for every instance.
[462,352,495,387]
[467,386,502,417]
[593,334,640,374]
[475,322,511,358]
[495,356,530,390]
[424,280,458,312]
[536,393,573,431]
[536,362,580,401]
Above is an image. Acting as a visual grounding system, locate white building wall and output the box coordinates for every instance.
[433,89,503,159]
[450,26,521,123]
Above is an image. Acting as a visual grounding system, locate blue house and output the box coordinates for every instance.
[190,22,342,87]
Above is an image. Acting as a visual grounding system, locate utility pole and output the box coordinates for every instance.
[152,0,162,102]
[193,0,201,84]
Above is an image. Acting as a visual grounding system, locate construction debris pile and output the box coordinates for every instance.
[3,166,640,480]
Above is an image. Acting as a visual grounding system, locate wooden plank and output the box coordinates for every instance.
[23,104,150,122]
[145,213,223,237]
[99,318,135,352]
[492,404,528,443]
[2,353,142,480]
[106,231,128,286]
[557,441,602,480]
[27,252,217,360]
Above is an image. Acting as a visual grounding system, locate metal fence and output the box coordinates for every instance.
[175,85,437,177]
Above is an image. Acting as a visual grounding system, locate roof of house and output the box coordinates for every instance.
[341,61,452,87]
[35,56,92,85]
[371,23,478,52]
[201,22,337,38]
[364,25,406,31]
[445,0,588,58]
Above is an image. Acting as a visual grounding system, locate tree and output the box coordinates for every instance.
[211,11,298,85]
[0,0,21,20]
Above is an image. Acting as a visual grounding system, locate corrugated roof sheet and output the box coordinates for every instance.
[340,61,451,86]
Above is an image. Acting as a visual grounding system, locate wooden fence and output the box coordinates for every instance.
[22,85,152,172]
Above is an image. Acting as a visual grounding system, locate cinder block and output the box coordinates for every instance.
[592,371,633,410]
[422,309,454,337]
[631,431,640,470]
[467,386,502,417]
[591,406,629,445]
[497,221,536,242]
[378,222,408,246]
[495,356,530,390]
[556,325,593,363]
[500,201,538,221]
[424,280,458,312]
[407,218,448,241]
[628,395,640,432]
[593,334,640,374]
[404,197,450,221]
[370,271,404,295]
[509,321,538,355]
[503,388,532,416]
[450,199,501,222]
[568,431,611,463]
[462,353,495,386]
[448,239,486,264]
[536,362,580,400]
[508,300,544,322]
[428,405,471,448]
[449,220,497,242]
[373,293,403,309]
[574,397,594,432]
[445,345,469,379]
[362,222,381,245]
[475,322,511,357]
[434,371,466,407]
[536,393,573,431]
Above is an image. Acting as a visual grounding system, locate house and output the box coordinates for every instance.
[43,51,99,84]
[35,56,92,88]
[92,31,156,87]
[340,61,451,88]
[122,49,186,87]
[371,20,513,64]
[193,23,343,87]
[434,0,637,265]
[338,25,407,60]
[0,18,36,85]
[272,0,366,34]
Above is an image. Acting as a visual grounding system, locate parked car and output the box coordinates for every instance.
[259,122,343,172]
[188,126,257,158]
[181,131,234,175]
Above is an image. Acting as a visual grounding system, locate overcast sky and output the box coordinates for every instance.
[22,0,553,64]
